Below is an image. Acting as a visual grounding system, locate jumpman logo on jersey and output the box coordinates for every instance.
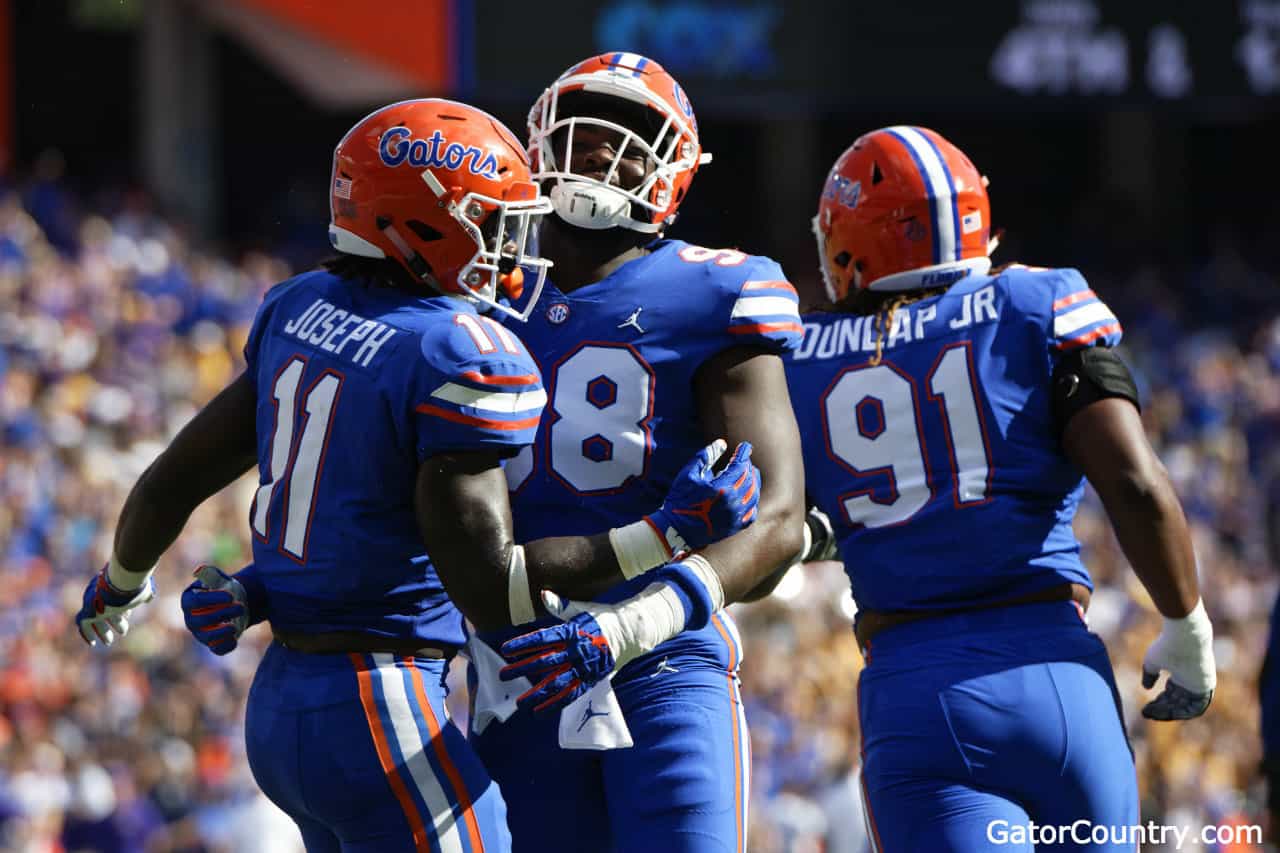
[651,657,680,677]
[577,701,610,731]
[617,307,645,334]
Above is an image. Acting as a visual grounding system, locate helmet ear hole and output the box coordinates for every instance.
[406,220,443,242]
[871,163,884,185]
[834,251,852,268]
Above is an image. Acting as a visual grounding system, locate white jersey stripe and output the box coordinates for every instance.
[888,126,958,264]
[730,296,801,320]
[372,655,465,853]
[431,383,548,413]
[1053,302,1116,338]
[720,609,746,667]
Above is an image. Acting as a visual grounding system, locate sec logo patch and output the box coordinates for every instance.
[546,302,571,324]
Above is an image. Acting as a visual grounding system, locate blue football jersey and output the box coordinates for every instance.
[494,239,801,660]
[242,270,544,646]
[785,265,1123,612]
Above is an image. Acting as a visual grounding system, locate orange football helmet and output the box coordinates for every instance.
[328,99,553,321]
[527,52,711,233]
[813,126,997,302]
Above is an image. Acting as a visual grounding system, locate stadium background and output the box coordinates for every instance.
[2,0,1278,849]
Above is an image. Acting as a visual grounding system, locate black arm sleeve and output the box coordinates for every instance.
[1051,347,1141,438]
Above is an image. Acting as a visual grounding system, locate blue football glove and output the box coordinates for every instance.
[499,558,722,715]
[647,439,759,555]
[75,565,156,647]
[499,593,616,713]
[181,565,250,656]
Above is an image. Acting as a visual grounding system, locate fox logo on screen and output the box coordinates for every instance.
[378,127,501,179]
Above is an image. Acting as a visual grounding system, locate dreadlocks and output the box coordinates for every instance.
[834,286,950,365]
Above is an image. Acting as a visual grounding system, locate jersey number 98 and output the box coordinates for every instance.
[505,343,654,494]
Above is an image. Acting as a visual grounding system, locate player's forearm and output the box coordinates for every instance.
[110,373,258,589]
[1064,398,1201,619]
[415,453,522,632]
[700,493,804,604]
[111,464,205,585]
[1095,462,1200,619]
[524,534,624,602]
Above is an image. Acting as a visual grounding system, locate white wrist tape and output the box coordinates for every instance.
[597,582,686,669]
[1152,598,1216,693]
[107,553,155,593]
[1167,598,1211,635]
[507,545,536,625]
[678,553,726,615]
[609,518,671,580]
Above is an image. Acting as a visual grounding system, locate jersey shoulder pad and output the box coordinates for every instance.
[665,243,802,352]
[410,308,545,453]
[1000,264,1122,352]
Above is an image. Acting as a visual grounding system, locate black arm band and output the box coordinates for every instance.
[1050,346,1140,437]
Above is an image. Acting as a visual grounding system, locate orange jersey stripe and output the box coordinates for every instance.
[721,668,745,853]
[728,321,803,335]
[414,403,541,431]
[711,613,738,672]
[1051,289,1097,312]
[1056,322,1121,351]
[459,370,539,387]
[406,661,486,853]
[350,655,431,852]
[742,280,798,296]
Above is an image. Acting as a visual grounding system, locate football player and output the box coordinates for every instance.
[470,54,811,853]
[783,126,1216,850]
[73,99,761,853]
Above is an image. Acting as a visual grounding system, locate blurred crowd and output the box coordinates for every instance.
[1,170,1277,852]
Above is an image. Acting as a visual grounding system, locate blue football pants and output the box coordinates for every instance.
[857,601,1139,852]
[469,612,750,853]
[245,643,510,853]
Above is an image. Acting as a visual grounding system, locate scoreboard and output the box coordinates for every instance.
[472,0,1280,113]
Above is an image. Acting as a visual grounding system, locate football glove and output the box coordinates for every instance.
[75,565,156,647]
[1141,599,1216,721]
[500,592,619,713]
[500,557,723,713]
[182,565,251,656]
[647,439,759,555]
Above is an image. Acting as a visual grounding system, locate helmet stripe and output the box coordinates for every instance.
[612,51,649,76]
[914,130,963,262]
[885,126,958,265]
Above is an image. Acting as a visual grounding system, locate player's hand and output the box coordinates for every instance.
[499,592,619,713]
[75,565,156,647]
[647,439,759,554]
[181,564,250,656]
[1141,600,1216,721]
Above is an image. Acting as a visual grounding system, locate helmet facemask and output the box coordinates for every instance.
[529,84,705,233]
[395,170,553,322]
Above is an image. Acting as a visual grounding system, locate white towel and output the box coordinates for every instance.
[466,636,633,750]
[557,677,633,750]
[466,636,529,736]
